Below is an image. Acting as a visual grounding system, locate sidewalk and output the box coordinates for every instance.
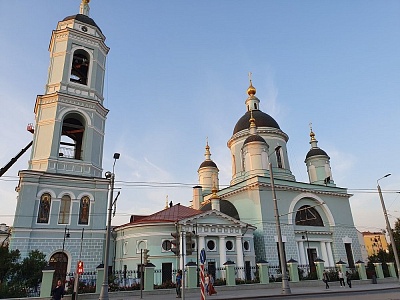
[108,278,400,300]
[6,278,399,300]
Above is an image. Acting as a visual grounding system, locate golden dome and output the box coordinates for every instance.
[247,80,256,96]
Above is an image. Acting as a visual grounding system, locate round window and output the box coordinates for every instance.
[226,240,233,251]
[207,240,215,251]
[243,241,250,251]
[162,240,172,251]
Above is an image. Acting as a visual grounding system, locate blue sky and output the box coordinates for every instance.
[0,1,399,233]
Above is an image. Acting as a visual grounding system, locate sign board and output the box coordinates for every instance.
[200,248,206,264]
[77,261,84,274]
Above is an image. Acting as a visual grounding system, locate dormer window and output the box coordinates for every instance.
[70,49,89,85]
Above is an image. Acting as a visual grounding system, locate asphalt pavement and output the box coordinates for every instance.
[106,278,400,300]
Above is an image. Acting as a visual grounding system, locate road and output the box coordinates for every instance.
[237,288,400,300]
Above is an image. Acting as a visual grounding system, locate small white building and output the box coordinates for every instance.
[113,203,256,283]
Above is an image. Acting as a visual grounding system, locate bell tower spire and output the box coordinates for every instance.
[80,0,90,16]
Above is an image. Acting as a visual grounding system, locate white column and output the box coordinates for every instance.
[320,241,329,267]
[219,236,226,279]
[198,235,206,253]
[298,241,306,265]
[236,236,244,279]
[327,242,334,267]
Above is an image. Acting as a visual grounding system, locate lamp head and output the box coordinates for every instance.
[105,171,112,179]
[113,153,120,160]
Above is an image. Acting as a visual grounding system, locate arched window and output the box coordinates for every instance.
[70,49,89,85]
[295,205,324,226]
[78,196,90,225]
[59,114,85,160]
[58,195,71,224]
[37,193,51,223]
[276,147,283,168]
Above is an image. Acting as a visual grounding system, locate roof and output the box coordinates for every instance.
[243,134,266,145]
[233,110,280,135]
[201,199,240,220]
[199,160,218,169]
[130,204,202,224]
[63,14,102,32]
[306,148,329,159]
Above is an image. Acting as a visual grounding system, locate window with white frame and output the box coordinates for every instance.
[207,239,216,251]
[243,240,251,252]
[137,240,147,254]
[123,241,128,255]
[226,240,234,251]
[162,239,172,252]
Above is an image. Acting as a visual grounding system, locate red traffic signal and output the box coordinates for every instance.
[77,260,84,274]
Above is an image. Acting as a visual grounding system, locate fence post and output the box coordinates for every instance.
[256,260,269,284]
[223,260,236,286]
[373,262,384,279]
[287,258,299,282]
[185,261,197,288]
[144,263,155,291]
[314,258,325,280]
[355,260,367,280]
[40,265,55,297]
[96,264,105,294]
[335,259,347,275]
[387,262,396,278]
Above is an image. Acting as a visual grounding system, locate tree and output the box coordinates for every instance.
[17,250,47,289]
[0,247,47,298]
[0,247,20,283]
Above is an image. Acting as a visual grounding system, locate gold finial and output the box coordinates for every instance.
[206,137,209,150]
[211,184,219,199]
[83,0,90,3]
[309,122,316,141]
[247,72,256,96]
[249,110,256,129]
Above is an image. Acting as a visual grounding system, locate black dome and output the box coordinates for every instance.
[306,148,329,159]
[233,110,280,135]
[199,160,218,169]
[243,134,266,145]
[201,200,240,220]
[63,14,102,32]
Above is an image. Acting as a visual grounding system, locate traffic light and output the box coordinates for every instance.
[143,249,150,265]
[77,260,84,274]
[171,232,180,255]
[186,231,195,255]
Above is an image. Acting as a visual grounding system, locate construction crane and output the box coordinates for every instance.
[0,124,34,177]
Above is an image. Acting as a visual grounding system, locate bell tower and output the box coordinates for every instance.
[10,0,111,279]
[30,0,109,177]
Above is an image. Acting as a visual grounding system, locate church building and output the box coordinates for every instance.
[8,0,363,284]
[192,80,362,271]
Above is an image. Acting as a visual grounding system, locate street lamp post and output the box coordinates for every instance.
[269,145,291,294]
[377,173,400,283]
[99,153,120,300]
[59,226,70,282]
[302,231,310,274]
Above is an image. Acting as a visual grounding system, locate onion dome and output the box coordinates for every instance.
[198,141,218,170]
[63,14,102,32]
[247,80,257,96]
[201,199,240,220]
[305,127,329,159]
[63,1,102,32]
[234,110,280,134]
[233,80,280,134]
